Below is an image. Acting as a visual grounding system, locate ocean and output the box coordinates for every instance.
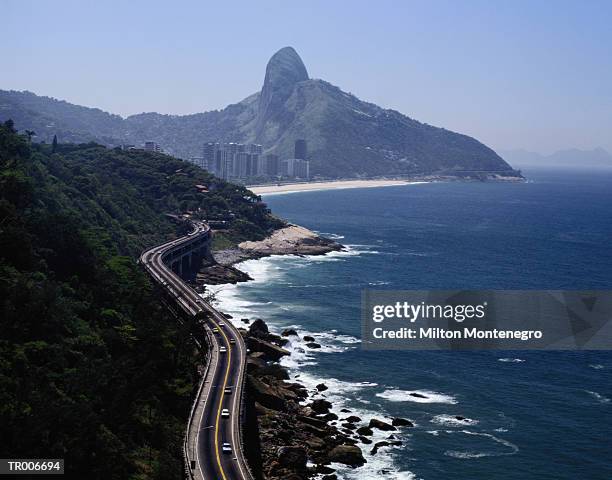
[211,168,612,480]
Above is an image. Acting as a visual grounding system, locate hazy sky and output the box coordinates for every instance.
[4,0,611,153]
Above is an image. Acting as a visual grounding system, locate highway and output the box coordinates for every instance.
[139,222,254,480]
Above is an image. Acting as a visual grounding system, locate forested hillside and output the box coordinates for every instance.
[0,120,281,478]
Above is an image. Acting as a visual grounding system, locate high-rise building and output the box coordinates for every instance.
[144,141,162,153]
[281,158,310,179]
[261,154,279,176]
[202,142,266,180]
[294,139,307,160]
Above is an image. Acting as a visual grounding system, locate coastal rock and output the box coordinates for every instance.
[409,392,428,399]
[370,440,401,455]
[341,423,356,430]
[358,436,372,445]
[322,412,338,421]
[344,415,361,423]
[327,445,366,467]
[239,225,343,258]
[247,336,290,361]
[247,375,288,411]
[356,426,373,436]
[249,318,269,338]
[303,335,315,342]
[316,465,335,475]
[391,417,414,427]
[260,363,290,380]
[368,418,397,431]
[309,399,332,414]
[306,342,321,349]
[316,383,328,392]
[282,328,299,337]
[277,446,308,470]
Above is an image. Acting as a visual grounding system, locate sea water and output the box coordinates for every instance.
[211,168,612,480]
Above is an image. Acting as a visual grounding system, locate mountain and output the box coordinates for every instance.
[500,148,612,168]
[0,47,519,178]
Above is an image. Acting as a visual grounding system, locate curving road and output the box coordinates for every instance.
[139,222,253,480]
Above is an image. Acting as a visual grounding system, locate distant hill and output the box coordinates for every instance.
[500,147,612,168]
[0,47,520,179]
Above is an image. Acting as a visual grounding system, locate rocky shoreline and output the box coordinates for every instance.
[193,225,414,479]
[196,224,343,285]
[238,317,414,480]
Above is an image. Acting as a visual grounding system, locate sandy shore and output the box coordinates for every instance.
[248,179,426,195]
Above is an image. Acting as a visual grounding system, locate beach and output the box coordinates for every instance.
[248,179,425,195]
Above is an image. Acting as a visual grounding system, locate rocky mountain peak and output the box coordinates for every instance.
[256,47,309,137]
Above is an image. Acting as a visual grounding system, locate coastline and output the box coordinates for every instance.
[195,226,418,478]
[197,224,343,285]
[248,179,427,195]
[205,250,420,480]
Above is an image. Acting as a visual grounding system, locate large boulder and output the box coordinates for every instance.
[247,336,290,361]
[356,426,373,436]
[368,418,396,431]
[309,399,332,414]
[391,417,414,427]
[247,375,287,411]
[327,445,366,467]
[277,446,308,470]
[249,318,269,338]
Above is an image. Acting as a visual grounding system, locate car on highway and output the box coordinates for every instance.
[221,408,230,418]
[222,442,232,454]
[212,327,219,333]
[224,387,232,394]
[219,346,227,353]
[230,338,236,344]
[219,322,226,327]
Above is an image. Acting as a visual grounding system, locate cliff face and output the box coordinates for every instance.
[0,47,519,178]
[256,46,309,138]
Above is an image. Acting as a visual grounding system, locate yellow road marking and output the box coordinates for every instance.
[211,316,232,480]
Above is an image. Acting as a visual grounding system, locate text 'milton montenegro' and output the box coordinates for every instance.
[361,290,612,350]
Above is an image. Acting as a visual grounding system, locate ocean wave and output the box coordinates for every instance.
[589,364,605,370]
[585,390,611,404]
[443,430,519,459]
[368,280,391,286]
[377,389,458,404]
[431,414,479,427]
[498,358,525,363]
[296,373,416,480]
[315,231,345,240]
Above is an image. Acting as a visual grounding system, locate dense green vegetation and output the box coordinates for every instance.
[0,121,281,478]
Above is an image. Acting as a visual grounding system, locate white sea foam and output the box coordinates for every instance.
[498,358,525,363]
[207,246,417,480]
[589,364,605,370]
[296,372,417,480]
[431,414,479,427]
[443,430,519,459]
[377,389,458,404]
[585,390,611,404]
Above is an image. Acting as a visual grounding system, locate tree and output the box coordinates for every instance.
[52,135,58,153]
[24,130,36,142]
